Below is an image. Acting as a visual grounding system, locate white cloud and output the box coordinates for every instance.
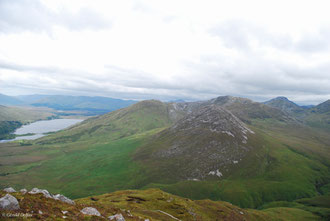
[0,0,330,104]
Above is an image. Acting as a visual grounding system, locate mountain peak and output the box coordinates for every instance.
[314,99,330,113]
[264,96,303,114]
[136,104,256,181]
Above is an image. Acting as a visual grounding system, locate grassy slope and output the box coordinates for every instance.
[0,100,178,198]
[0,129,162,199]
[0,105,54,123]
[0,188,320,221]
[137,120,330,208]
[36,100,177,144]
[0,100,329,220]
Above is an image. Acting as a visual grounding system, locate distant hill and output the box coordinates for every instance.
[0,105,54,139]
[18,95,137,114]
[264,97,330,130]
[313,99,330,114]
[0,94,23,106]
[264,96,305,114]
[0,94,137,115]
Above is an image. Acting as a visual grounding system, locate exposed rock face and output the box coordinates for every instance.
[80,207,101,216]
[108,213,125,221]
[3,187,16,193]
[29,188,53,198]
[53,194,75,205]
[137,105,257,180]
[0,194,20,210]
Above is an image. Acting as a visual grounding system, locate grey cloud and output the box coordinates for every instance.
[0,0,111,33]
[210,20,330,53]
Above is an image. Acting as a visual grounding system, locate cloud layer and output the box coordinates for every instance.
[0,0,330,104]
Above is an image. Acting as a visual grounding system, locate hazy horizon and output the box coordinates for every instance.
[0,92,327,106]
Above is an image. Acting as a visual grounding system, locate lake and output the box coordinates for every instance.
[0,119,83,143]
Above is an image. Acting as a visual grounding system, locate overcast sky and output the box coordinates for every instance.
[0,0,330,104]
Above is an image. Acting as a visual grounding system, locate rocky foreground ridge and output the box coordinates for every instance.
[0,187,317,221]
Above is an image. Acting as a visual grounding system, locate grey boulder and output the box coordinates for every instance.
[108,213,125,221]
[3,187,16,193]
[0,194,20,210]
[53,194,75,205]
[29,188,53,198]
[80,207,101,216]
[20,189,27,194]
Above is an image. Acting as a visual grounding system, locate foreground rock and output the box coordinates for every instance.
[3,187,16,193]
[53,194,75,205]
[0,194,20,210]
[80,207,101,216]
[20,188,27,194]
[108,213,125,221]
[29,188,53,198]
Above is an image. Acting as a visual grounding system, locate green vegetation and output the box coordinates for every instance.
[0,98,329,220]
[0,188,320,220]
[0,121,22,140]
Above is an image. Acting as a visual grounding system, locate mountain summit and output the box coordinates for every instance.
[135,104,256,181]
[264,96,304,114]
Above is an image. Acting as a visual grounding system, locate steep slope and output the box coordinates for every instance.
[135,105,257,181]
[0,188,322,221]
[264,97,305,115]
[36,100,186,144]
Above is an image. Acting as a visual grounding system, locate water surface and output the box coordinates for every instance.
[0,119,83,142]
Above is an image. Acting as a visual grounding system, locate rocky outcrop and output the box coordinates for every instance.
[53,194,75,205]
[80,207,101,216]
[108,213,125,221]
[29,188,53,198]
[3,187,16,193]
[0,194,20,210]
[139,105,256,180]
[27,188,75,205]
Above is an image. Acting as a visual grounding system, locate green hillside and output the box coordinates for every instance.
[1,188,321,221]
[0,97,329,220]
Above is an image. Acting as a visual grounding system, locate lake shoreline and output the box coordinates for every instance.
[0,118,84,143]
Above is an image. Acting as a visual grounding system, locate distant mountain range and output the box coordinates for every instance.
[0,94,137,115]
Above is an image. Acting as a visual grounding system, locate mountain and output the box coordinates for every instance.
[1,188,321,221]
[35,100,186,144]
[264,96,305,115]
[135,104,257,181]
[313,100,330,114]
[0,96,329,219]
[303,100,330,131]
[0,94,23,106]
